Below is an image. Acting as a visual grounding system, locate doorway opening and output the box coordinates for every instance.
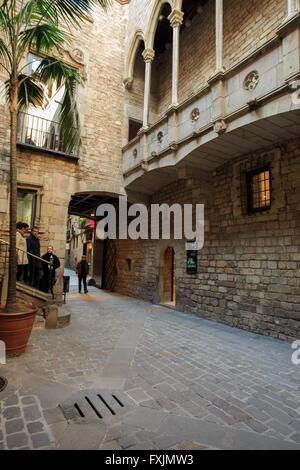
[160,246,176,307]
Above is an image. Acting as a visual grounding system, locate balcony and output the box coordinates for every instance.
[122,19,300,194]
[17,112,79,159]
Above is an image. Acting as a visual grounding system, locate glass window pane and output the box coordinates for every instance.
[17,190,36,227]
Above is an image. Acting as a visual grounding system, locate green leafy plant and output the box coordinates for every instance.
[0,0,110,306]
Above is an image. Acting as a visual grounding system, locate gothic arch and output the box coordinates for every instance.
[145,0,174,49]
[124,30,145,83]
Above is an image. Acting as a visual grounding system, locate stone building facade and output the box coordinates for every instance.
[117,0,300,341]
[1,0,300,341]
[0,1,127,264]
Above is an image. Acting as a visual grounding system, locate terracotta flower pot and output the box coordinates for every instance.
[0,303,38,357]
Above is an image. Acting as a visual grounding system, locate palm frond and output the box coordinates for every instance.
[0,4,10,29]
[36,56,82,90]
[19,23,68,56]
[18,74,45,110]
[36,57,82,153]
[0,4,12,48]
[16,0,59,28]
[0,37,11,72]
[60,74,81,154]
[51,0,111,25]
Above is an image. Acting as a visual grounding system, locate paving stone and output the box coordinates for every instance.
[21,396,36,405]
[6,433,29,449]
[43,408,65,425]
[23,406,41,421]
[174,440,210,450]
[5,419,24,435]
[290,433,300,444]
[267,419,294,437]
[3,407,21,420]
[31,433,51,449]
[27,422,45,434]
[101,440,122,450]
[1,287,300,450]
[4,394,19,406]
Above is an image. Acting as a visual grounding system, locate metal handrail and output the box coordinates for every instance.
[17,111,79,156]
[0,238,50,264]
[0,237,57,296]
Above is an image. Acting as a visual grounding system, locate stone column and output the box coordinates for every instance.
[215,0,224,72]
[142,48,155,129]
[168,9,184,107]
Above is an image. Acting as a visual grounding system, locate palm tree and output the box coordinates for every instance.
[0,0,110,307]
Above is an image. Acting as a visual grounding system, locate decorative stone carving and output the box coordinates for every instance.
[214,119,227,135]
[69,48,85,65]
[168,9,184,28]
[247,98,259,111]
[57,46,87,80]
[123,77,133,90]
[141,162,148,172]
[133,148,138,158]
[243,71,259,91]
[157,131,164,143]
[170,142,178,151]
[142,48,155,64]
[191,107,200,122]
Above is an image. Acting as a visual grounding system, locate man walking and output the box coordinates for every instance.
[41,246,61,293]
[76,255,89,294]
[27,227,41,288]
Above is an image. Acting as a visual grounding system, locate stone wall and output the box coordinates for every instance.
[114,138,300,341]
[125,0,286,120]
[0,2,128,263]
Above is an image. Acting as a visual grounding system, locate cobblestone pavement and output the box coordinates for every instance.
[0,274,300,450]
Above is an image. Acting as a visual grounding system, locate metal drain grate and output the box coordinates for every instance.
[0,376,7,393]
[60,389,134,424]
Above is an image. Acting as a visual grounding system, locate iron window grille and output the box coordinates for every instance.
[246,166,271,214]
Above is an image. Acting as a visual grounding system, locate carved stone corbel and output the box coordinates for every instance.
[214,119,227,135]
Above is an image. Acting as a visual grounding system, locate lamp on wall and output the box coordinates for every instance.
[185,19,192,28]
[196,5,204,14]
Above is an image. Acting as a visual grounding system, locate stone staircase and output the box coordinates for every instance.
[2,279,70,329]
[0,240,70,330]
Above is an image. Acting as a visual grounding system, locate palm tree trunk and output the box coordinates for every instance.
[6,83,18,306]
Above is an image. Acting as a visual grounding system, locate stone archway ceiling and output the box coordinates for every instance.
[125,109,300,195]
[68,191,123,219]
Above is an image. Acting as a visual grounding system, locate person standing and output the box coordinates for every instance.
[16,222,29,282]
[27,227,41,288]
[76,255,89,294]
[41,246,61,293]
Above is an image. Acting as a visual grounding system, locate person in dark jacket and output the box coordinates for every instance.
[27,227,41,288]
[41,246,61,293]
[76,255,89,294]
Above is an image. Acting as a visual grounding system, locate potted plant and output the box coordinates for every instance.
[0,0,110,356]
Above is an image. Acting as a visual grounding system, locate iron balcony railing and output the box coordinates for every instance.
[17,112,79,157]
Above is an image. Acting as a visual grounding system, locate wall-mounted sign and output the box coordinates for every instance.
[186,250,197,274]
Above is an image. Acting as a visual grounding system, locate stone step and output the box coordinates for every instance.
[16,281,53,316]
[43,304,71,329]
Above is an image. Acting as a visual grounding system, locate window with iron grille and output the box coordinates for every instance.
[246,167,271,214]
